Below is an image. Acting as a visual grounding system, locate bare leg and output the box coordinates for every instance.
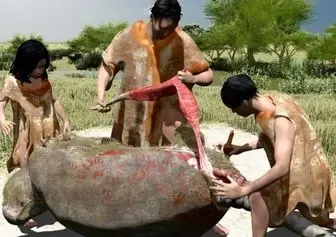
[212,223,229,236]
[162,107,186,145]
[321,218,336,229]
[298,203,336,230]
[284,211,334,237]
[23,218,38,228]
[249,192,269,237]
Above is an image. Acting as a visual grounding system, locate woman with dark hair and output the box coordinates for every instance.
[0,39,70,175]
[211,74,336,236]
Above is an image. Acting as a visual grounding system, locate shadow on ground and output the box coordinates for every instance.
[202,227,301,237]
[5,210,304,237]
[16,211,83,237]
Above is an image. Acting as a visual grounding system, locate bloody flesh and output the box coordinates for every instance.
[106,76,214,177]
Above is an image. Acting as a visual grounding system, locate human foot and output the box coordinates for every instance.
[212,223,229,236]
[23,218,38,228]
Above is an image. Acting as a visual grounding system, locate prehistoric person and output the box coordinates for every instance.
[0,39,70,174]
[0,39,71,227]
[92,0,214,148]
[210,73,336,237]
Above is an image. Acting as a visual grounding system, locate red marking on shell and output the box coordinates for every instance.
[74,156,106,180]
[176,153,194,162]
[161,150,195,162]
[173,193,185,207]
[101,188,113,205]
[98,150,128,157]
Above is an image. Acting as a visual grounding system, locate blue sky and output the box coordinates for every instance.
[302,0,335,32]
[0,0,334,42]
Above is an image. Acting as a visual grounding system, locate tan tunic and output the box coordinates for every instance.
[0,75,60,173]
[255,93,336,227]
[102,20,209,147]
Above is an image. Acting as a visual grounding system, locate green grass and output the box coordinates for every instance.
[204,48,307,64]
[0,74,335,173]
[52,57,77,71]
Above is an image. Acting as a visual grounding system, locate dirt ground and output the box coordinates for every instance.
[0,123,334,237]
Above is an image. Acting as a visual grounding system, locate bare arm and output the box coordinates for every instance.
[246,116,295,193]
[0,99,8,123]
[239,139,263,152]
[193,68,214,86]
[53,96,71,134]
[0,98,14,135]
[180,31,214,87]
[96,62,113,104]
[95,31,124,106]
[53,98,69,123]
[177,68,214,87]
[216,138,263,156]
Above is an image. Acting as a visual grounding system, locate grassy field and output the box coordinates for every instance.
[204,47,307,64]
[0,72,335,172]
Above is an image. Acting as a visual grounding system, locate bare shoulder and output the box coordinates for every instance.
[176,27,195,42]
[2,74,19,89]
[105,24,132,46]
[0,74,21,101]
[274,115,295,139]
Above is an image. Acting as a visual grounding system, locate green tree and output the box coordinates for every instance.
[212,23,244,62]
[68,22,128,52]
[204,0,313,65]
[67,22,128,70]
[307,23,336,67]
[198,26,226,61]
[322,23,336,66]
[183,22,244,64]
[266,0,313,64]
[182,25,204,41]
[205,0,276,65]
[0,34,48,71]
[7,34,45,55]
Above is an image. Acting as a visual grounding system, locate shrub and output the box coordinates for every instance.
[73,49,103,70]
[49,48,73,61]
[0,52,14,70]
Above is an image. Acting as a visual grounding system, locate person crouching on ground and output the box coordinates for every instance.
[210,73,336,237]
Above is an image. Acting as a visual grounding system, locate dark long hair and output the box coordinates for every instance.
[9,39,50,83]
[221,74,259,108]
[150,0,182,22]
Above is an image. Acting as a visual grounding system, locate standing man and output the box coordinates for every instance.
[92,0,214,148]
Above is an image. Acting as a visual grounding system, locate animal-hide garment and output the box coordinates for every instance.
[256,93,336,227]
[101,20,209,147]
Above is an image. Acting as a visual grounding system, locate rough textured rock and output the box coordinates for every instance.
[2,134,236,237]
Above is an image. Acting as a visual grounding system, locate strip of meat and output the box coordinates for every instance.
[105,76,214,177]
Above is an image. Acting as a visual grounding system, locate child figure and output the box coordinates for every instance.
[0,39,70,174]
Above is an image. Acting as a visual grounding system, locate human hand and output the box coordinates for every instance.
[91,99,111,113]
[63,120,71,135]
[214,143,245,157]
[177,70,195,84]
[0,120,15,135]
[209,176,250,199]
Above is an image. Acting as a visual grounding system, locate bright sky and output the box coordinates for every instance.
[0,0,334,42]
